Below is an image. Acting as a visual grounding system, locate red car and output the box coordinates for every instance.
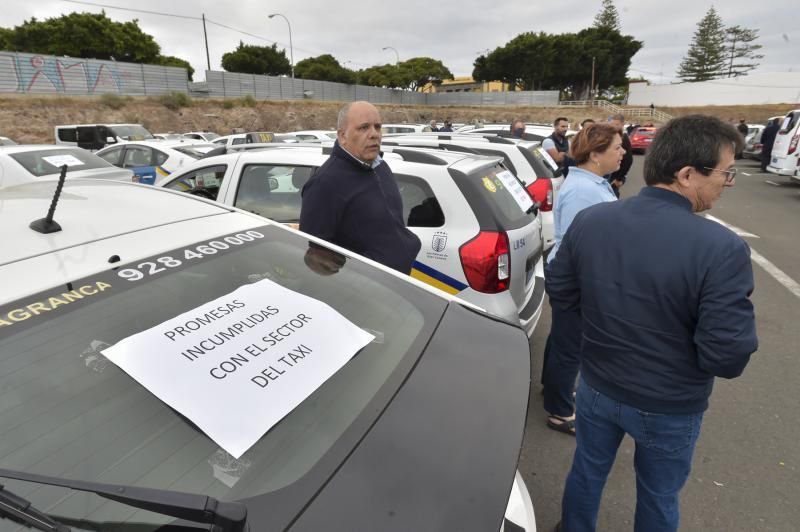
[629,126,658,153]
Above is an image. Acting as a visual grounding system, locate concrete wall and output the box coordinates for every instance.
[628,73,800,107]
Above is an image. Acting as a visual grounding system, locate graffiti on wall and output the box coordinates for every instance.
[0,53,132,93]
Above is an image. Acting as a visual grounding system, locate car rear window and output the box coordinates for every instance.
[109,125,154,141]
[779,112,797,134]
[173,145,213,159]
[450,163,536,231]
[9,148,114,176]
[517,145,557,179]
[0,225,443,529]
[635,129,656,137]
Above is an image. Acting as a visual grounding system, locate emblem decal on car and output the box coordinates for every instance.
[432,231,448,253]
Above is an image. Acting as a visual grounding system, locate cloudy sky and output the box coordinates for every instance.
[0,0,796,84]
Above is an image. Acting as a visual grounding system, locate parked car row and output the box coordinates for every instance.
[0,121,558,530]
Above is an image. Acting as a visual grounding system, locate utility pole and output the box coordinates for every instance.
[202,14,211,72]
[590,56,596,105]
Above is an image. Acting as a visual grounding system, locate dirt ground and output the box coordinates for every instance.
[0,94,794,144]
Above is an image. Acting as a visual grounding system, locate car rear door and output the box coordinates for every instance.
[771,111,799,170]
[450,163,543,318]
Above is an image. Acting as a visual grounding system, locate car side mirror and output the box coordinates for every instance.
[106,137,116,143]
[268,177,279,191]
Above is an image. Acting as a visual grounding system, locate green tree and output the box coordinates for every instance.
[357,64,404,88]
[294,54,356,84]
[7,12,160,63]
[0,27,13,50]
[398,57,453,91]
[473,27,641,98]
[0,12,194,79]
[593,0,622,32]
[154,55,195,81]
[724,25,763,77]
[221,41,291,76]
[677,7,727,81]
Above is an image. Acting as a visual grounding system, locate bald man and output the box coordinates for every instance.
[299,101,421,274]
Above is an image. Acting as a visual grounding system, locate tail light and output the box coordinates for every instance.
[754,143,762,150]
[459,231,510,293]
[526,178,553,212]
[789,134,799,155]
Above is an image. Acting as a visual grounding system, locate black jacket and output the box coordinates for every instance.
[299,141,421,274]
[608,133,633,184]
[761,122,780,153]
[546,187,758,414]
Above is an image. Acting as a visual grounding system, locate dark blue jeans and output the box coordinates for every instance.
[542,306,582,417]
[561,378,704,532]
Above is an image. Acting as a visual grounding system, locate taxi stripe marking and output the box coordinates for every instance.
[411,261,467,295]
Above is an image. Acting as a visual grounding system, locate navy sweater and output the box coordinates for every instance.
[299,142,421,274]
[546,187,758,414]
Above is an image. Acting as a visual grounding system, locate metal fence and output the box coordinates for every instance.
[0,51,188,96]
[0,52,560,107]
[199,70,560,107]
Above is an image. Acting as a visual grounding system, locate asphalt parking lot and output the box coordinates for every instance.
[520,154,800,532]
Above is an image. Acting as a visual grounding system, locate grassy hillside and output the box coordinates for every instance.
[0,94,794,144]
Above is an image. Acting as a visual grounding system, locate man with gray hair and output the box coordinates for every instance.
[549,114,757,531]
[300,101,421,274]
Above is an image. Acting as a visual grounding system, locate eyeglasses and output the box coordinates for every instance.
[702,166,737,183]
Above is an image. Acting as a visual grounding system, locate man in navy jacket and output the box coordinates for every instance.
[300,101,421,274]
[548,115,758,532]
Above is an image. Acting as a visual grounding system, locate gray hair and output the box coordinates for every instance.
[337,103,353,131]
[610,113,625,122]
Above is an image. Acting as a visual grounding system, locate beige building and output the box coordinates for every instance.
[421,76,513,93]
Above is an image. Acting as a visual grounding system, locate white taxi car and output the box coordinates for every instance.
[158,145,546,337]
[0,177,535,531]
[96,139,217,184]
[0,144,133,187]
[381,133,564,250]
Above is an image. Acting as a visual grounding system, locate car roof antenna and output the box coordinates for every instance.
[30,164,67,234]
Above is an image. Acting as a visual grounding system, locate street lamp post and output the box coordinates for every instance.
[382,46,400,67]
[268,13,294,79]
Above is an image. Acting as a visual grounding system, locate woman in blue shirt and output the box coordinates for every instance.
[542,123,625,434]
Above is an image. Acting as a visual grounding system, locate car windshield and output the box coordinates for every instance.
[0,226,440,529]
[9,148,114,176]
[110,125,154,141]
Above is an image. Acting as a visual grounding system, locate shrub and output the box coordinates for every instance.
[99,93,127,110]
[222,99,235,109]
[160,91,192,111]
[239,94,256,107]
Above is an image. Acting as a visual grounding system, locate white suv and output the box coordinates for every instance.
[159,145,546,336]
[0,177,536,531]
[381,133,564,250]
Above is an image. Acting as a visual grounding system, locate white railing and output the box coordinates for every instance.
[558,99,672,122]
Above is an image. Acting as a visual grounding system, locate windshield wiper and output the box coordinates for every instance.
[0,469,247,532]
[0,484,69,531]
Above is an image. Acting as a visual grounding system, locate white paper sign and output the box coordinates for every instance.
[42,155,85,167]
[102,279,374,459]
[495,170,534,213]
